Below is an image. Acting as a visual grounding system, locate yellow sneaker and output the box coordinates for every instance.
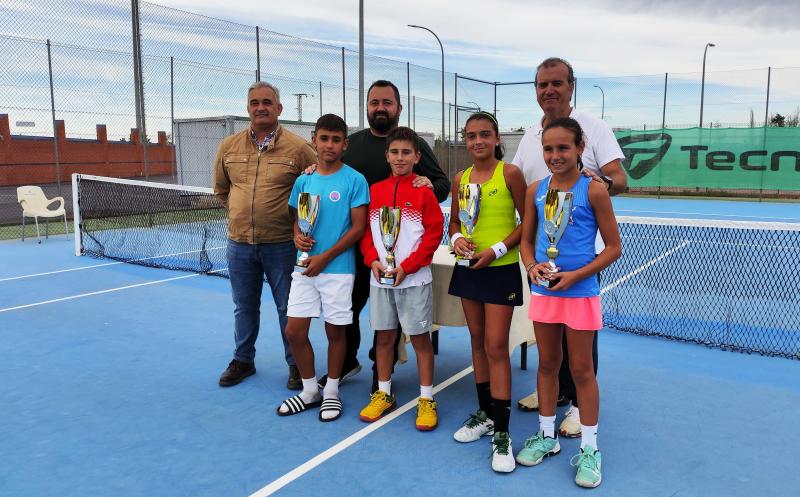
[415,398,438,431]
[359,391,396,422]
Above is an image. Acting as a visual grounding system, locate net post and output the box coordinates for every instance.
[72,173,81,256]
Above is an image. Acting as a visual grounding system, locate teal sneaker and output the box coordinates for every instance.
[571,445,602,488]
[515,431,560,466]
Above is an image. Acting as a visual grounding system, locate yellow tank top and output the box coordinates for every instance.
[460,161,519,267]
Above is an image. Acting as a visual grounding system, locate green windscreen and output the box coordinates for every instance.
[615,127,800,192]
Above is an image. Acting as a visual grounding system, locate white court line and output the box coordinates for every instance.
[249,366,474,497]
[0,268,226,313]
[249,241,691,496]
[599,240,690,294]
[0,247,226,282]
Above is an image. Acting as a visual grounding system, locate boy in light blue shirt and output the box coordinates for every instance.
[277,114,369,422]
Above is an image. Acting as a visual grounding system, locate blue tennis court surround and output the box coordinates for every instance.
[2,193,799,496]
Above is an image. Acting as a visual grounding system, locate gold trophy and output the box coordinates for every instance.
[538,189,574,287]
[457,183,482,266]
[295,192,321,270]
[378,206,402,285]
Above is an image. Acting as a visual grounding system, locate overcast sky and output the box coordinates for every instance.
[152,0,799,80]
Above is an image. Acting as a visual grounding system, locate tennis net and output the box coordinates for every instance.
[73,174,800,359]
[72,174,228,277]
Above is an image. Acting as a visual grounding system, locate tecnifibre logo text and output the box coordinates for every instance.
[618,132,800,179]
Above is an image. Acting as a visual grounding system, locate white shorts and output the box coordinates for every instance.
[287,272,355,325]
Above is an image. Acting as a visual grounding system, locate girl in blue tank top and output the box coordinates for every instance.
[517,118,621,487]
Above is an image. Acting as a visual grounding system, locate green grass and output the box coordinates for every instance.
[0,221,75,241]
[0,208,226,241]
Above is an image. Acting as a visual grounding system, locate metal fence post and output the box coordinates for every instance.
[413,96,416,129]
[759,66,773,202]
[661,72,668,130]
[170,56,176,181]
[493,82,497,116]
[46,39,61,196]
[573,77,577,108]
[130,0,148,178]
[341,47,346,124]
[454,73,458,141]
[407,62,411,127]
[659,72,669,198]
[255,26,261,81]
[765,66,771,126]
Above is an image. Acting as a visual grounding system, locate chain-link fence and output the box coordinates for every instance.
[2,0,800,238]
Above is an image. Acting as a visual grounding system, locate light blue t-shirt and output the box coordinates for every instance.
[288,164,369,274]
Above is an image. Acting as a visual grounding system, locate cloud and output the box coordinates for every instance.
[602,0,800,30]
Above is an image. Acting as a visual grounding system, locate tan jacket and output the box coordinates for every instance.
[213,125,317,243]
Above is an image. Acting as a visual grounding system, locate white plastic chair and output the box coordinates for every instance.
[17,186,68,243]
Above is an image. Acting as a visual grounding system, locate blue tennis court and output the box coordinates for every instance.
[2,195,799,496]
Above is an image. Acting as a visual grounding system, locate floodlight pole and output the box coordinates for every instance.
[408,24,445,143]
[700,42,715,128]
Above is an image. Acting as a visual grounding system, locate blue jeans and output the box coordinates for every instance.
[227,239,295,366]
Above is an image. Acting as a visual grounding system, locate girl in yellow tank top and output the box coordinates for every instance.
[447,112,528,472]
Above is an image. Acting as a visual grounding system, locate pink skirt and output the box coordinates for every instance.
[527,293,603,331]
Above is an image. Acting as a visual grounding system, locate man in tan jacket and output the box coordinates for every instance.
[214,81,317,390]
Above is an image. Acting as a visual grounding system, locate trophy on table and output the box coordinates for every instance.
[457,183,482,266]
[295,192,320,270]
[538,189,573,287]
[378,206,402,285]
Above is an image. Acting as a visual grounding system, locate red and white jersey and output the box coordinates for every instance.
[361,173,444,289]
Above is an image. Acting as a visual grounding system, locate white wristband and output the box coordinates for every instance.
[491,242,508,259]
[450,232,464,246]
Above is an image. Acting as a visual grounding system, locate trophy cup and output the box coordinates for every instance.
[295,192,321,270]
[457,183,482,266]
[538,189,574,287]
[378,206,401,285]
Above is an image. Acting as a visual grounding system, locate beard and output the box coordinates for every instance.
[367,110,400,134]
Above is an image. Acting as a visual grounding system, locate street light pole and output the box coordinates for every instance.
[592,85,605,120]
[408,24,445,143]
[700,42,715,128]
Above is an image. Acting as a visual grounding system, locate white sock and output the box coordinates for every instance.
[323,377,340,399]
[299,377,320,403]
[420,384,433,400]
[581,424,598,449]
[279,377,320,414]
[539,414,556,438]
[378,380,392,395]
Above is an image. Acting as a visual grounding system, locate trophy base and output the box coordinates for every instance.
[456,258,475,267]
[379,276,396,286]
[294,262,309,273]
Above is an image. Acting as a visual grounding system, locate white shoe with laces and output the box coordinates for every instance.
[453,409,494,443]
[559,405,581,438]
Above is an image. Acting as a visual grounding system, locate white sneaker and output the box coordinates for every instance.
[453,409,494,443]
[559,406,581,438]
[491,432,515,473]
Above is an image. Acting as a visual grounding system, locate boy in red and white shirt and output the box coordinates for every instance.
[358,126,444,430]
